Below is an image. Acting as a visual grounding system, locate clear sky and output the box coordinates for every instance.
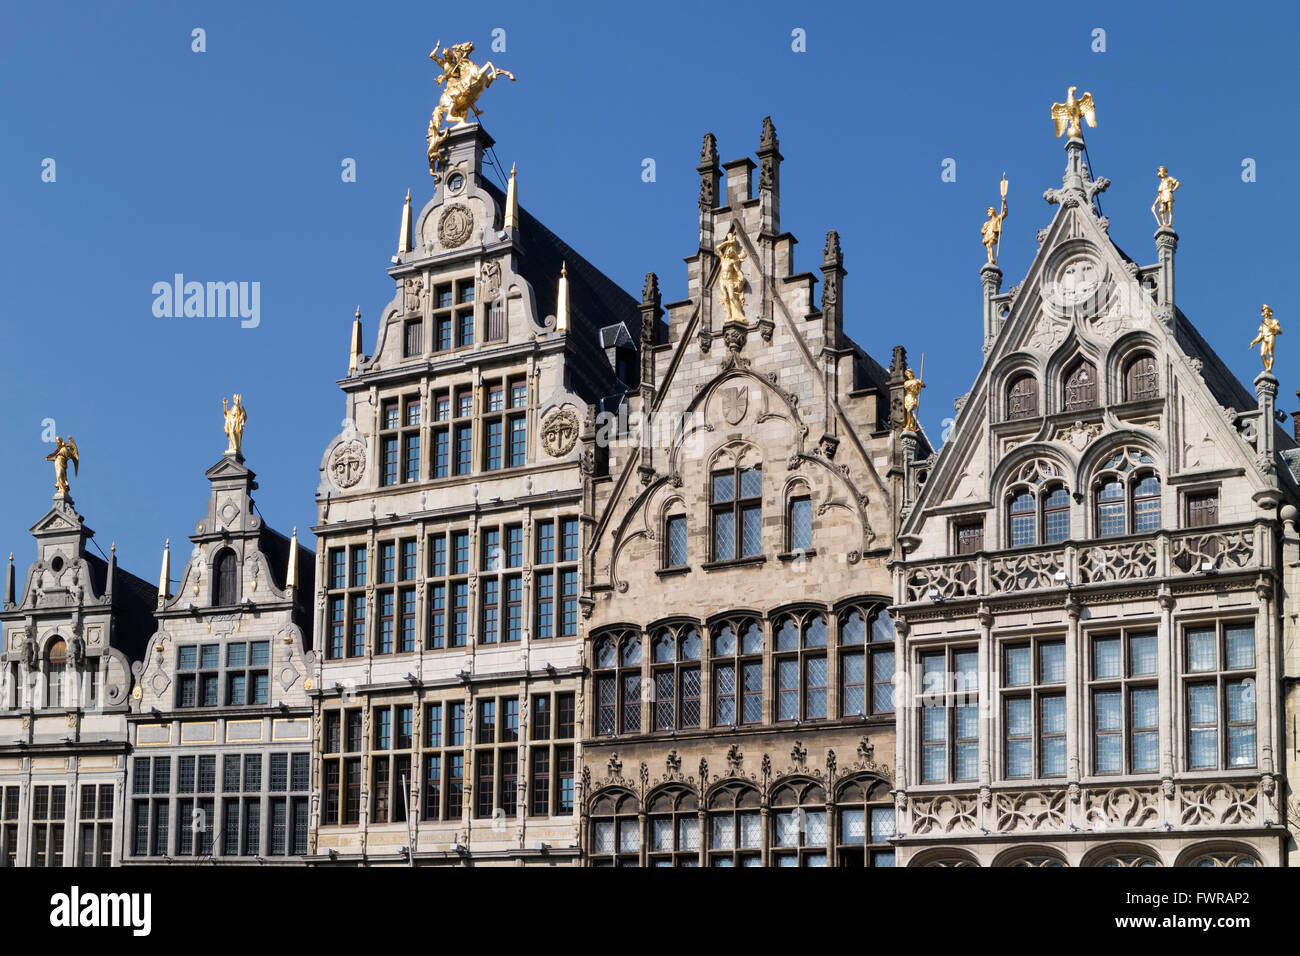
[1,0,1295,580]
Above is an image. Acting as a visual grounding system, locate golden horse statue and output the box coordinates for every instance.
[427,41,516,175]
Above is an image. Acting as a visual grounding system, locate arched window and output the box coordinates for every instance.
[774,611,828,721]
[662,510,687,570]
[711,617,763,726]
[650,623,701,731]
[1124,353,1160,401]
[835,777,896,867]
[1008,491,1036,547]
[646,787,700,866]
[839,605,895,717]
[1006,374,1039,420]
[1095,853,1160,867]
[593,630,642,735]
[588,790,641,866]
[46,638,68,708]
[214,548,239,606]
[1093,448,1160,538]
[707,782,762,866]
[770,780,829,867]
[1006,854,1066,868]
[1189,851,1257,868]
[1063,359,1099,412]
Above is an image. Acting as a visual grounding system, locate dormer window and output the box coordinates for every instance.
[1124,353,1160,401]
[214,549,239,606]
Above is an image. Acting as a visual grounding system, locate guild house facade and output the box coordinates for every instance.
[891,120,1300,867]
[578,119,921,866]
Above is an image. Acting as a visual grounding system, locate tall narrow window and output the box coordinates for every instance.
[1043,486,1071,544]
[214,549,238,606]
[1133,475,1161,532]
[1096,480,1126,537]
[664,514,687,569]
[651,625,701,731]
[46,639,68,708]
[593,632,642,735]
[1186,491,1219,528]
[788,496,812,552]
[1090,631,1158,775]
[712,618,763,726]
[1002,639,1066,779]
[773,612,828,721]
[919,647,978,784]
[1184,623,1256,770]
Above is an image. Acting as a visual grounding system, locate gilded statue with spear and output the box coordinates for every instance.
[981,174,1009,265]
[901,355,925,433]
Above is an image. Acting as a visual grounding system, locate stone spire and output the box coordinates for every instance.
[820,229,845,347]
[1044,135,1109,213]
[504,163,519,232]
[757,116,783,233]
[1154,225,1177,329]
[157,538,170,606]
[3,553,12,608]
[398,189,412,254]
[556,263,569,333]
[698,133,720,212]
[348,306,363,374]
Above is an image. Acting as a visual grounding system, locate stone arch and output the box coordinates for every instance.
[909,846,981,867]
[1081,842,1164,868]
[1174,840,1261,868]
[991,844,1068,867]
[1104,329,1163,404]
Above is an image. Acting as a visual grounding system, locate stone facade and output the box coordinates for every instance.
[891,135,1297,867]
[124,451,314,864]
[309,123,638,865]
[579,120,919,866]
[0,494,155,866]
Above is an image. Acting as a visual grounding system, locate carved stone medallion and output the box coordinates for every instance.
[437,204,475,249]
[719,385,748,425]
[328,439,367,489]
[540,409,580,458]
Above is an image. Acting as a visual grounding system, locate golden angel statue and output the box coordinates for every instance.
[223,394,247,457]
[901,359,925,433]
[981,174,1009,265]
[1151,166,1181,228]
[1249,304,1282,373]
[1051,86,1097,139]
[426,40,516,176]
[716,228,748,323]
[45,436,79,498]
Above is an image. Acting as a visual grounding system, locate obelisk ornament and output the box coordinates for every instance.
[1151,166,1181,228]
[222,394,247,457]
[1249,305,1282,373]
[901,355,926,433]
[1050,86,1097,139]
[426,40,516,177]
[981,174,1009,265]
[716,228,748,323]
[45,436,79,499]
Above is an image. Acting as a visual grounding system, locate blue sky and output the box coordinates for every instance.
[1,0,1295,579]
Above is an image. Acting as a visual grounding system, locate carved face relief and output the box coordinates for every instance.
[540,409,580,458]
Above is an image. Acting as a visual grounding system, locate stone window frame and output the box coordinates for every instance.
[999,635,1068,781]
[1086,627,1160,777]
[1089,447,1161,538]
[1181,619,1257,772]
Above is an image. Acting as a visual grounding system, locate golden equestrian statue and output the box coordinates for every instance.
[1151,166,1181,228]
[1249,305,1282,373]
[45,436,79,499]
[1051,86,1097,139]
[901,357,925,433]
[981,174,1009,265]
[716,228,748,323]
[222,394,247,457]
[426,40,515,176]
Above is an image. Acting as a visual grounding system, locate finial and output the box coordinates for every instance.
[1050,85,1097,139]
[426,41,516,177]
[398,190,413,254]
[349,308,363,375]
[158,538,171,602]
[355,305,361,320]
[110,542,116,554]
[287,526,299,590]
[504,162,519,231]
[556,262,570,333]
[222,394,247,458]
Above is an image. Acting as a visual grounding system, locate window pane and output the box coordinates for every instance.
[1004,646,1031,687]
[740,505,762,557]
[790,498,812,551]
[1039,642,1065,683]
[1129,634,1157,676]
[1225,625,1254,670]
[712,473,735,503]
[1187,629,1217,672]
[869,807,895,843]
[1093,636,1121,679]
[713,511,734,560]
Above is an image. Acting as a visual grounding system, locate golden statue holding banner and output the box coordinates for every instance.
[427,40,516,176]
[901,357,925,433]
[981,174,1009,265]
[223,394,247,457]
[45,436,79,499]
[1249,305,1281,373]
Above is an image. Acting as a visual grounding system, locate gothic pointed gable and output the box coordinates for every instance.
[902,139,1295,559]
[586,123,912,612]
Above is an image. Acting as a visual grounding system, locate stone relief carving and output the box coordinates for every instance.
[436,204,475,249]
[540,408,580,458]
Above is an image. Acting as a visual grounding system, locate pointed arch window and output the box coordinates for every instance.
[774,611,828,721]
[214,549,239,606]
[663,511,688,569]
[1043,486,1072,544]
[1092,448,1160,538]
[1006,374,1039,420]
[711,463,762,561]
[1064,359,1099,412]
[1124,353,1160,401]
[1008,491,1037,547]
[712,618,763,726]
